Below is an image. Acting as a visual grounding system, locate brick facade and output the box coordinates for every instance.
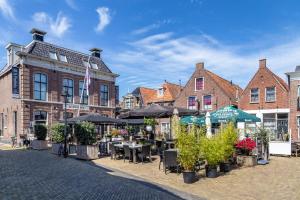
[239,59,289,110]
[174,63,241,112]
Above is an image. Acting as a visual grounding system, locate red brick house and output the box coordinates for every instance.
[239,59,289,141]
[286,66,300,141]
[0,28,119,144]
[174,62,242,112]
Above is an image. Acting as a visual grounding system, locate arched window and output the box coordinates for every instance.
[34,73,47,101]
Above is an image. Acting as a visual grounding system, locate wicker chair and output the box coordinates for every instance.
[163,150,179,174]
[138,145,152,164]
[123,145,132,163]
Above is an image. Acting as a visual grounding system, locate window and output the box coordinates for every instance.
[125,98,133,109]
[12,67,19,97]
[62,78,74,103]
[79,81,88,105]
[115,85,119,106]
[63,112,73,119]
[83,61,90,68]
[297,85,300,97]
[188,96,196,110]
[157,88,164,97]
[266,87,276,102]
[0,113,3,136]
[49,52,57,60]
[250,88,259,103]
[59,54,67,62]
[90,62,98,69]
[263,113,289,141]
[34,73,47,101]
[100,85,109,106]
[298,116,300,127]
[195,77,204,91]
[203,95,212,110]
[34,111,47,125]
[161,123,170,135]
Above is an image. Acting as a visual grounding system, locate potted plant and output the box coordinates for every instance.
[32,124,48,150]
[50,123,69,155]
[219,123,238,172]
[176,125,200,184]
[74,121,98,160]
[236,137,257,167]
[200,135,224,178]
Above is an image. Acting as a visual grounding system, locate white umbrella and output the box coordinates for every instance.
[206,112,212,138]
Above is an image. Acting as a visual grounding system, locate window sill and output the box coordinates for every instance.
[265,101,276,103]
[249,102,259,104]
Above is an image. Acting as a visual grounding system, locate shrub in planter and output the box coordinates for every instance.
[219,123,238,172]
[236,137,257,167]
[200,135,224,178]
[74,121,98,160]
[176,125,200,183]
[50,123,70,154]
[32,124,48,150]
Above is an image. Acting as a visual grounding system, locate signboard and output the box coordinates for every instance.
[63,104,89,111]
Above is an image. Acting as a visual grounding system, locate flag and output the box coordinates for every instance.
[85,56,91,96]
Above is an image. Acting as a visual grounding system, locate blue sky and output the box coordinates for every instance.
[1,0,300,97]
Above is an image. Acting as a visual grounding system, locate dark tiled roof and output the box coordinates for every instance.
[25,41,112,73]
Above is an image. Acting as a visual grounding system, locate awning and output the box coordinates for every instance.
[67,114,124,125]
[180,115,205,125]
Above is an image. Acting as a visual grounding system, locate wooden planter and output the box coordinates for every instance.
[32,140,48,150]
[51,143,64,155]
[237,155,257,167]
[76,145,99,160]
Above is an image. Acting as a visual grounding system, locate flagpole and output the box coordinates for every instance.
[77,56,91,117]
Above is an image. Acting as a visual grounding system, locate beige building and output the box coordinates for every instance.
[0,28,119,144]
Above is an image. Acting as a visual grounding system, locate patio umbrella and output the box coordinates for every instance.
[119,104,198,119]
[67,114,124,125]
[209,105,261,123]
[180,115,205,126]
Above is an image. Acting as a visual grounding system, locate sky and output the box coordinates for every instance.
[1,0,300,97]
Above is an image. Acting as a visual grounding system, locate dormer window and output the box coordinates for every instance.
[59,54,67,62]
[49,51,57,60]
[83,61,91,68]
[157,88,164,97]
[90,62,98,69]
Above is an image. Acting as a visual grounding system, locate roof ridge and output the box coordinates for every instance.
[205,69,242,90]
[264,66,289,91]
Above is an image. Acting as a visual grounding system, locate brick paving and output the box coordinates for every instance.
[0,149,199,200]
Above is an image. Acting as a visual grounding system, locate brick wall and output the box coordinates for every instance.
[239,59,289,110]
[289,79,300,140]
[174,63,235,111]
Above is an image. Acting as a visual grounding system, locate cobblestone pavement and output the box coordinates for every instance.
[0,149,200,200]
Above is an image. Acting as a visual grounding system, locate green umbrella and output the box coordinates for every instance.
[210,105,261,123]
[180,116,205,125]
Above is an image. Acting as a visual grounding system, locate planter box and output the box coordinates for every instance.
[32,140,48,150]
[51,143,65,155]
[76,145,99,160]
[237,155,257,167]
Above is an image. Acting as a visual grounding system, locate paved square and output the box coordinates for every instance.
[0,149,198,200]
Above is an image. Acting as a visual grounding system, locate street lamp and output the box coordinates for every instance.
[61,90,69,158]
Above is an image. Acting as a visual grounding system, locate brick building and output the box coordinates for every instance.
[174,62,242,112]
[120,81,182,110]
[239,59,289,141]
[0,29,119,144]
[286,66,300,141]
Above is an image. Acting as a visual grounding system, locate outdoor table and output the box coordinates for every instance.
[114,143,143,163]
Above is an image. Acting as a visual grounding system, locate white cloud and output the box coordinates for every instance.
[132,19,174,35]
[0,0,14,19]
[110,31,300,94]
[32,12,71,37]
[65,0,78,10]
[95,7,111,32]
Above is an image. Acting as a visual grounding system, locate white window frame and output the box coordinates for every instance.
[157,87,164,97]
[33,110,48,125]
[161,123,170,134]
[187,96,197,110]
[202,95,212,110]
[59,54,67,62]
[49,51,58,60]
[90,62,98,69]
[250,88,259,103]
[265,86,276,102]
[195,77,204,91]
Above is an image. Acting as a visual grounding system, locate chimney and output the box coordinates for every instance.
[196,62,204,71]
[259,59,266,68]
[30,28,47,42]
[89,48,102,58]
